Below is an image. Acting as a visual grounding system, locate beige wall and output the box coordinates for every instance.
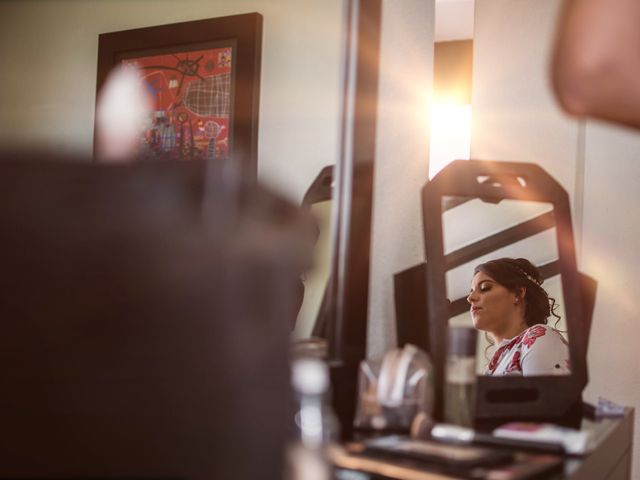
[473,0,640,477]
[0,0,343,202]
[472,0,579,195]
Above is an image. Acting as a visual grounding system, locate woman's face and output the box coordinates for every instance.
[467,271,520,336]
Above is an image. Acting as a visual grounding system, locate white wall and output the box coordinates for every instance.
[367,0,434,357]
[473,0,640,476]
[472,0,579,195]
[0,0,343,202]
[581,121,640,477]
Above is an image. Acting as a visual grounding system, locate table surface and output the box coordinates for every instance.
[333,408,635,479]
[561,408,634,479]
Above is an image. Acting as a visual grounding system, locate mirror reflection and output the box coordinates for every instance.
[441,197,569,376]
[293,198,333,340]
[290,166,334,357]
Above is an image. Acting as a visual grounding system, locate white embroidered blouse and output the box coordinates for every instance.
[484,324,570,376]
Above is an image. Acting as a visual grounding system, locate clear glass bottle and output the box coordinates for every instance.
[286,357,339,480]
[444,327,477,428]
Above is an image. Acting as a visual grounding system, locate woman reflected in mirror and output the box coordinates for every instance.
[467,258,570,376]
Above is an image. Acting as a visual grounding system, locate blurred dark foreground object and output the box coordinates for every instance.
[0,153,312,479]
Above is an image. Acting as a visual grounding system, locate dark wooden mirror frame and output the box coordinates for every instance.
[95,13,262,180]
[422,160,593,428]
[325,0,381,439]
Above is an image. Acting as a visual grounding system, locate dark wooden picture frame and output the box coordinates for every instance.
[96,13,262,180]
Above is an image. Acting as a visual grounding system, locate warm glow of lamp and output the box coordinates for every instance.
[429,101,472,179]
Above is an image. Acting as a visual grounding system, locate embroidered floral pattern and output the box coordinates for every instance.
[505,350,522,374]
[484,324,570,376]
[486,332,525,374]
[522,325,546,348]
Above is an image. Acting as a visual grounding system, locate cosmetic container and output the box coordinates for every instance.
[444,327,477,427]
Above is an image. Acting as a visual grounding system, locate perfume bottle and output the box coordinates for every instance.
[286,357,339,480]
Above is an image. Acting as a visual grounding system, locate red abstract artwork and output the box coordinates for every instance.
[121,46,233,161]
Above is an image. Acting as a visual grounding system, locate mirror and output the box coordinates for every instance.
[290,0,381,439]
[292,166,334,343]
[442,196,569,376]
[422,160,590,426]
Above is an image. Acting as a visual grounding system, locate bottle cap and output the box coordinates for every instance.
[448,327,477,356]
[291,357,329,395]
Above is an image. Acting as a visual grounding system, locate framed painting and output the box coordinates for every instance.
[96,13,262,179]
